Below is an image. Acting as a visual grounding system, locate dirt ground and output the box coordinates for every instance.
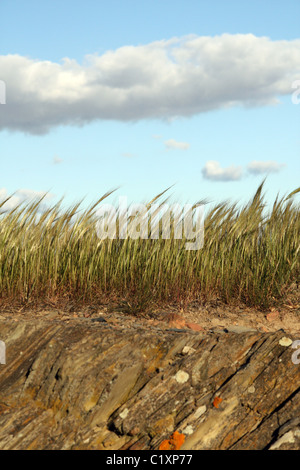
[0,284,299,336]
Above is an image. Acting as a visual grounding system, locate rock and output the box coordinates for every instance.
[269,429,300,450]
[185,322,204,332]
[0,318,299,450]
[266,311,279,322]
[168,313,186,329]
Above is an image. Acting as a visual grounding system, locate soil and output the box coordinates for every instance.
[0,284,299,336]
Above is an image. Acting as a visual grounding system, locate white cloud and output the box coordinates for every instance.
[201,159,287,182]
[164,139,190,150]
[247,160,286,175]
[201,160,243,181]
[1,33,300,134]
[0,188,54,212]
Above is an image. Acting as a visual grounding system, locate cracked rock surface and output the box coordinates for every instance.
[0,318,299,450]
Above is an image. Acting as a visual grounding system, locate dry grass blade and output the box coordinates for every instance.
[0,181,298,312]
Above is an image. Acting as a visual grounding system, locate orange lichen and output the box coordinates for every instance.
[159,431,185,450]
[159,440,172,450]
[213,396,223,408]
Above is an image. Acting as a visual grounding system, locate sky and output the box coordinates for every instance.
[0,0,299,216]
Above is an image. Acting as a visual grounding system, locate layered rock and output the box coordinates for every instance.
[0,318,299,450]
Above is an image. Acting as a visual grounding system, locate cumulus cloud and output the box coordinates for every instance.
[201,159,286,182]
[0,188,54,213]
[1,33,300,134]
[247,160,286,175]
[164,139,190,150]
[201,161,243,181]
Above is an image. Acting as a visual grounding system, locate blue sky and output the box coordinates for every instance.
[0,0,299,214]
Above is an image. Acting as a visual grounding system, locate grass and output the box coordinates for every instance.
[0,181,299,314]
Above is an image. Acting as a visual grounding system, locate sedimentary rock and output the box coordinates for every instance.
[0,318,299,450]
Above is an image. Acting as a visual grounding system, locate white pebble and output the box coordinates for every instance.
[119,408,129,419]
[182,346,196,355]
[279,337,293,347]
[174,370,189,383]
[183,425,194,435]
[194,405,206,418]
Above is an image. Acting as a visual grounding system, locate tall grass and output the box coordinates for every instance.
[0,181,299,312]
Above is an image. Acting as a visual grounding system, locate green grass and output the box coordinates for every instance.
[0,181,299,313]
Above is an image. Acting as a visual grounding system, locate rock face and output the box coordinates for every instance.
[0,318,299,450]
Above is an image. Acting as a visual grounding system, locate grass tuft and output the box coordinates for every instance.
[0,181,299,313]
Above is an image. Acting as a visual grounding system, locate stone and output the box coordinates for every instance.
[185,322,204,332]
[0,318,299,450]
[168,313,186,329]
[266,311,279,322]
